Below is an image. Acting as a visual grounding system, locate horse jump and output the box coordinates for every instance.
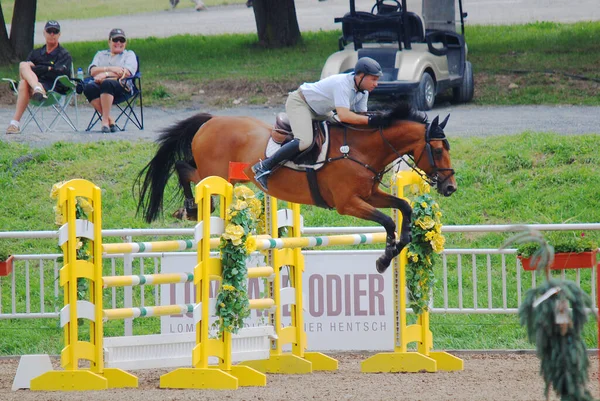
[29,178,336,391]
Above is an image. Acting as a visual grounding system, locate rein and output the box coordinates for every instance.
[322,121,453,189]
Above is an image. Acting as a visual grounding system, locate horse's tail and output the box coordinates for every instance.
[134,113,213,223]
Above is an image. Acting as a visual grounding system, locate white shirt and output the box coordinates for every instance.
[299,73,368,115]
[88,49,138,76]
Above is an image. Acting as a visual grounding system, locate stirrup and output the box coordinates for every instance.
[254,169,271,180]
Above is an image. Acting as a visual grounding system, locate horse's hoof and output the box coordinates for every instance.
[376,258,389,274]
[172,208,186,220]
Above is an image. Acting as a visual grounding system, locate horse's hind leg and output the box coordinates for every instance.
[337,197,400,274]
[367,189,414,269]
[174,160,200,220]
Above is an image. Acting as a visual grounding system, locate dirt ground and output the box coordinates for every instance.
[1,352,598,401]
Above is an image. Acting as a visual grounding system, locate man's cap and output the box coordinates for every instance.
[109,28,126,40]
[44,20,60,32]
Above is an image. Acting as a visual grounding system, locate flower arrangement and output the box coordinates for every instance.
[516,232,597,258]
[405,181,445,315]
[215,185,263,334]
[516,232,598,271]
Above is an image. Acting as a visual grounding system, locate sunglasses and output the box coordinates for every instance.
[112,37,126,43]
[46,29,60,35]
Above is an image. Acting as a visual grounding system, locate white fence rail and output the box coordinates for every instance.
[1,224,599,331]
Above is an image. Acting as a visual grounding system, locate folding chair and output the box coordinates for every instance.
[85,56,144,132]
[2,74,79,132]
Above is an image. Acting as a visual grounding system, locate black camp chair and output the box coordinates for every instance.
[85,56,143,132]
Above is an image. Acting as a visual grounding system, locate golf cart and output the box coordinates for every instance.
[321,0,474,110]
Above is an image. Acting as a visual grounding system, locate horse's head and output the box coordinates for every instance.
[413,114,457,196]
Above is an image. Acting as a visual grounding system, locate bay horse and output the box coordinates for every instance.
[134,103,456,273]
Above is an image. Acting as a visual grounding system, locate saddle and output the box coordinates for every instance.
[270,112,327,165]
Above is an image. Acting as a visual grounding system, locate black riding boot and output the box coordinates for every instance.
[252,139,300,191]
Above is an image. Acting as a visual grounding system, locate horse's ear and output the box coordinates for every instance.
[430,115,439,130]
[440,114,450,129]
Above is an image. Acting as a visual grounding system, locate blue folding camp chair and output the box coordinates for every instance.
[85,56,144,132]
[3,74,79,132]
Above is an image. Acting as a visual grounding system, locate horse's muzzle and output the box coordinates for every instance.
[442,184,457,197]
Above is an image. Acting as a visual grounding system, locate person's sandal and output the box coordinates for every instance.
[6,124,21,135]
[101,125,110,134]
[32,86,47,102]
[109,124,117,132]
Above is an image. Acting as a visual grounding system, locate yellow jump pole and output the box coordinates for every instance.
[160,176,265,389]
[31,179,137,391]
[241,198,338,374]
[361,171,463,373]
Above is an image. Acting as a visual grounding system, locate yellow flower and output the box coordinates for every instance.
[222,224,245,245]
[226,209,238,221]
[76,240,83,250]
[245,236,257,254]
[425,255,432,265]
[234,186,255,200]
[222,284,235,291]
[431,233,446,253]
[53,206,64,226]
[411,254,419,262]
[435,211,442,219]
[219,303,226,308]
[410,184,420,195]
[425,231,436,241]
[232,199,248,211]
[416,216,435,230]
[421,201,428,208]
[77,198,93,214]
[49,181,66,199]
[434,222,442,233]
[248,198,263,220]
[419,181,431,194]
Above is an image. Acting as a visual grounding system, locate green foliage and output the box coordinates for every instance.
[406,187,445,315]
[517,232,597,258]
[215,186,262,334]
[519,279,594,401]
[0,0,247,23]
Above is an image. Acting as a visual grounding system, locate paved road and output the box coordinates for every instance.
[24,0,600,45]
[1,103,598,148]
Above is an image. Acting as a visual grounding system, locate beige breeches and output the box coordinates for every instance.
[285,90,320,151]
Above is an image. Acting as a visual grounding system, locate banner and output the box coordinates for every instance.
[160,250,394,351]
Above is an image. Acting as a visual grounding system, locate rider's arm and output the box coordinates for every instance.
[336,107,369,125]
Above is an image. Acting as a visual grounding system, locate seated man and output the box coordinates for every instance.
[83,28,138,133]
[6,20,72,135]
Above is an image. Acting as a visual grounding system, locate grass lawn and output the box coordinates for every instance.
[1,132,599,354]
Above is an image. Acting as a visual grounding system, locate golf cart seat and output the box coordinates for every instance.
[336,11,424,50]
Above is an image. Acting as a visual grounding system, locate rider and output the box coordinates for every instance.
[251,57,392,191]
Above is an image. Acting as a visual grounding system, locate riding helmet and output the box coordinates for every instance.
[354,57,383,77]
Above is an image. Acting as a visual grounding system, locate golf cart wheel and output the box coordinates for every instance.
[453,61,474,103]
[411,72,435,111]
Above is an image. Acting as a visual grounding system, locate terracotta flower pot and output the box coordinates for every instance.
[519,250,597,271]
[0,255,14,276]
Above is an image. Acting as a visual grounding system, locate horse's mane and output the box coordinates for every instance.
[383,102,426,124]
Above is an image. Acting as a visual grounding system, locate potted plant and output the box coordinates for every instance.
[517,232,598,271]
[0,248,14,277]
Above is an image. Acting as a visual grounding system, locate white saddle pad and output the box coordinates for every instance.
[265,123,330,172]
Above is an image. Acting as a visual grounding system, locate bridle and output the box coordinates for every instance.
[409,120,455,188]
[325,114,455,189]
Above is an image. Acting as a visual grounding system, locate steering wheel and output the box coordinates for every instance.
[371,0,402,15]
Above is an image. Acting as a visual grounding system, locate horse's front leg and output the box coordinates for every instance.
[174,160,200,220]
[337,196,400,274]
[368,189,413,261]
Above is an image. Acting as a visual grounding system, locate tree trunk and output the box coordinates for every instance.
[10,0,37,59]
[252,0,301,47]
[0,5,18,65]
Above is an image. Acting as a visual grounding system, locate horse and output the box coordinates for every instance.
[134,103,456,273]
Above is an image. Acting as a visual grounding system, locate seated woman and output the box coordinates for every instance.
[83,28,137,133]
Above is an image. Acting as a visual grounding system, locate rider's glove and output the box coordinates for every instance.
[368,113,392,128]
